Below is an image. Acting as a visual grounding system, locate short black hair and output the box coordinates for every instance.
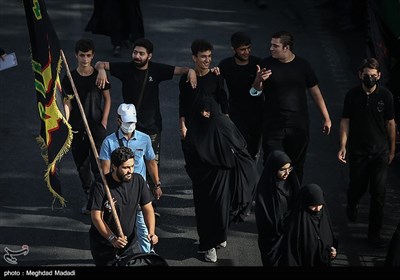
[75,38,95,54]
[191,39,213,56]
[133,38,154,54]
[358,58,380,73]
[272,31,294,51]
[230,32,251,49]
[111,147,134,168]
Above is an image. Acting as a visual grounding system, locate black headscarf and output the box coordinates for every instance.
[279,184,337,267]
[183,97,257,250]
[185,97,256,218]
[184,97,246,168]
[255,150,300,266]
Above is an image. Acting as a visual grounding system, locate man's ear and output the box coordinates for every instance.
[148,53,152,60]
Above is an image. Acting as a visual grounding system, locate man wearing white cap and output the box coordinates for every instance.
[95,38,197,204]
[99,103,161,253]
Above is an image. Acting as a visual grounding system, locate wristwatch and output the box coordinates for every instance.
[249,87,262,95]
[152,182,161,191]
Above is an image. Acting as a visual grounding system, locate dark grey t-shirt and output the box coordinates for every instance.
[89,172,153,245]
[110,61,175,134]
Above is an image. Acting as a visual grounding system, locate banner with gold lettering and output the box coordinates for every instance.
[23,0,72,206]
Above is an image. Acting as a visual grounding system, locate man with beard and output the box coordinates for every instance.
[218,32,263,160]
[89,146,157,266]
[95,38,196,215]
[338,58,396,247]
[99,103,160,253]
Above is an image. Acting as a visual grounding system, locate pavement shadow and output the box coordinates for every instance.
[154,237,198,262]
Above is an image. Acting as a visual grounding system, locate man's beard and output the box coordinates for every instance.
[134,57,149,68]
[117,170,133,182]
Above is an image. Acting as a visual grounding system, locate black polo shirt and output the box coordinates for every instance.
[342,85,394,155]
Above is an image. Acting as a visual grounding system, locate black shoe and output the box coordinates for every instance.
[113,45,121,57]
[346,205,358,222]
[367,234,386,248]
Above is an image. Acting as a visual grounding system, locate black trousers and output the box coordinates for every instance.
[230,114,262,160]
[262,127,309,184]
[348,152,388,235]
[71,124,107,194]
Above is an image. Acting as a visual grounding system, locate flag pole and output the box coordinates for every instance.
[60,50,124,238]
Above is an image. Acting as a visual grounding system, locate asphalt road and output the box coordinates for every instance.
[1,0,399,273]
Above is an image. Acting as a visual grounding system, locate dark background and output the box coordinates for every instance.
[0,0,399,270]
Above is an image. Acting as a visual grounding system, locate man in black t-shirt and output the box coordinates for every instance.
[89,146,156,266]
[338,58,396,247]
[95,38,196,194]
[251,31,331,183]
[219,32,263,160]
[62,39,111,213]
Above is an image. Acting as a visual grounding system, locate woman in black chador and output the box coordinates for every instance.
[279,183,338,266]
[385,221,400,266]
[255,150,300,266]
[183,97,256,262]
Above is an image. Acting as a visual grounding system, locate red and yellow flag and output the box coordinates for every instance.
[23,0,72,206]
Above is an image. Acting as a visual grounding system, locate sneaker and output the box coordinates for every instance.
[204,248,217,263]
[346,205,358,222]
[218,241,227,248]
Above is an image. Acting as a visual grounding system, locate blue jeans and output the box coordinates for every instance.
[136,210,152,253]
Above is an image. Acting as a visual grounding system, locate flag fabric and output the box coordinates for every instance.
[23,0,72,206]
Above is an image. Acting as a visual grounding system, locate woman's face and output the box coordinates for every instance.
[308,204,324,212]
[200,109,210,118]
[276,163,293,180]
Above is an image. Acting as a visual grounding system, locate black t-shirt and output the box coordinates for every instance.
[179,71,228,127]
[342,85,394,155]
[110,61,175,134]
[62,69,111,130]
[89,172,153,246]
[218,55,263,121]
[259,56,318,131]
